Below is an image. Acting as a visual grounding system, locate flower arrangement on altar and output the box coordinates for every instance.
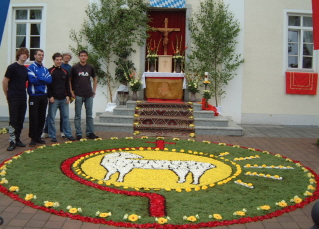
[124,70,142,92]
[172,36,187,64]
[202,90,212,100]
[185,73,200,93]
[146,39,161,63]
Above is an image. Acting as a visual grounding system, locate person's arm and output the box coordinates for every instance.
[2,77,9,98]
[92,76,97,98]
[69,68,75,99]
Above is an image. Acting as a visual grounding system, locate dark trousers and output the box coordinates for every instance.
[8,97,27,142]
[28,95,48,139]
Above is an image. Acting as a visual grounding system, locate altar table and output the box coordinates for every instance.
[141,72,186,100]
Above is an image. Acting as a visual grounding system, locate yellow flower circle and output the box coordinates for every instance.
[213,214,222,220]
[128,214,139,222]
[99,212,110,218]
[157,217,168,224]
[187,215,197,222]
[69,208,78,214]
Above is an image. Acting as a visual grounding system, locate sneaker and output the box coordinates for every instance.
[29,140,36,147]
[61,132,65,138]
[66,136,76,141]
[16,140,26,147]
[76,135,82,140]
[87,133,99,139]
[41,133,49,138]
[7,141,16,151]
[35,138,46,144]
[51,138,57,142]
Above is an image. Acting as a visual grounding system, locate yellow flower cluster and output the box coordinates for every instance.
[202,140,211,144]
[94,138,103,141]
[245,172,282,180]
[188,139,195,142]
[276,200,288,207]
[218,143,226,146]
[64,141,73,144]
[244,164,294,169]
[172,138,180,141]
[257,205,271,211]
[290,196,302,204]
[248,148,255,151]
[140,136,148,139]
[234,180,254,189]
[9,186,19,192]
[234,155,260,161]
[157,137,165,140]
[209,214,222,220]
[44,201,59,208]
[124,213,141,222]
[133,131,140,135]
[79,139,87,142]
[95,211,112,218]
[183,214,199,222]
[233,209,247,216]
[155,216,170,224]
[125,137,133,140]
[110,137,118,140]
[218,152,229,157]
[232,145,240,148]
[25,194,36,201]
[67,205,82,214]
[51,143,60,146]
[189,133,196,138]
[0,178,8,184]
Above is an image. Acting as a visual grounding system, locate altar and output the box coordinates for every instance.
[141,72,186,100]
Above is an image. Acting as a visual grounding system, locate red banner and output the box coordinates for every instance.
[313,0,319,49]
[286,72,318,95]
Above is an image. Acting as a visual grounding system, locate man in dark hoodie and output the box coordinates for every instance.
[47,53,75,142]
[27,49,52,147]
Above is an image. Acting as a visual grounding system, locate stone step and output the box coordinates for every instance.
[195,120,243,136]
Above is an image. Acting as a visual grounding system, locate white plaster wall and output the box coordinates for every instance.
[242,0,319,125]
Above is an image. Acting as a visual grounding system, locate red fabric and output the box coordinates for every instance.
[201,98,219,116]
[313,0,319,50]
[147,11,186,56]
[146,98,183,103]
[25,65,29,88]
[285,72,318,95]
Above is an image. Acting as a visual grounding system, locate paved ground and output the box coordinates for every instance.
[0,120,318,229]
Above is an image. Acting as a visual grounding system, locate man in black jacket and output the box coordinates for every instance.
[47,53,75,142]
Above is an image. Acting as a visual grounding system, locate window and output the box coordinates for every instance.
[13,8,42,61]
[287,14,313,70]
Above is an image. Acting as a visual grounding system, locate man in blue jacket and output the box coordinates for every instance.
[27,49,52,147]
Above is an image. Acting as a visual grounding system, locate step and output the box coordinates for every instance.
[99,113,133,124]
[194,115,229,127]
[195,121,243,136]
[94,122,133,133]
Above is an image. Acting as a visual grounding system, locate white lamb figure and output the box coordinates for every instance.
[100,152,216,185]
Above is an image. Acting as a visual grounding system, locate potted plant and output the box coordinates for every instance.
[185,73,200,102]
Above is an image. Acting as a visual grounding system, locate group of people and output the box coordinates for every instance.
[2,47,99,151]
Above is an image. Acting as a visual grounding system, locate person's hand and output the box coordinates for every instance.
[71,91,75,99]
[66,96,70,104]
[49,97,54,103]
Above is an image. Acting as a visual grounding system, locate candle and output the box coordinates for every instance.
[205,72,208,76]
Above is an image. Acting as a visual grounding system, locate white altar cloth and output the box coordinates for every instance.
[141,72,186,89]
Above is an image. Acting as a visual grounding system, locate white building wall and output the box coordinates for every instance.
[241,0,319,125]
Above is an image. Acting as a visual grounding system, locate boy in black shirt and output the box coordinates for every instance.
[2,47,29,151]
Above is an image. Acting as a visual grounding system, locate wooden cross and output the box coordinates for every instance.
[162,58,168,67]
[154,18,180,55]
[146,139,176,150]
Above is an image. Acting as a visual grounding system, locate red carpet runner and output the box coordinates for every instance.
[133,102,194,137]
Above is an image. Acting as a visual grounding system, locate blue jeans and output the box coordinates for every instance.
[48,98,72,138]
[74,96,94,137]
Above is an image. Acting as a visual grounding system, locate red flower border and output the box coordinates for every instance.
[0,142,318,228]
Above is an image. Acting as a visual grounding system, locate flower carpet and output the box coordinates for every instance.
[0,137,318,228]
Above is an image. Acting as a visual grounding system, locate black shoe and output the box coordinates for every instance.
[16,140,26,147]
[35,138,46,144]
[67,136,76,141]
[7,141,16,151]
[29,140,36,147]
[76,135,82,140]
[87,133,99,139]
[51,138,57,142]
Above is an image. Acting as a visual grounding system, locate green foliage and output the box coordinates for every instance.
[69,0,150,101]
[187,0,244,106]
[114,58,136,84]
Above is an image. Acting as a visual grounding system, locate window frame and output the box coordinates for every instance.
[283,9,317,73]
[7,3,47,65]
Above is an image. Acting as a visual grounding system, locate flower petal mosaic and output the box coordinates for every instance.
[0,138,318,228]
